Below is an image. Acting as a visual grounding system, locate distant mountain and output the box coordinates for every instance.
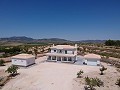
[0,36,34,42]
[0,36,106,44]
[37,38,71,43]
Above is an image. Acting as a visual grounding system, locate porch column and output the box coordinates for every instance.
[75,56,77,60]
[56,56,57,61]
[61,57,63,61]
[51,56,52,60]
[67,57,68,61]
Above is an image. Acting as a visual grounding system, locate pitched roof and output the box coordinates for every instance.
[11,54,35,59]
[51,45,76,49]
[84,54,101,59]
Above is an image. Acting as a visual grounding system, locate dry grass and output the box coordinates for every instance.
[74,63,120,90]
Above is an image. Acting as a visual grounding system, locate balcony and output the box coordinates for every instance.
[50,49,75,55]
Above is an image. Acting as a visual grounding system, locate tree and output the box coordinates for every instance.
[77,70,84,78]
[85,77,104,90]
[116,40,120,46]
[47,48,51,52]
[99,66,107,75]
[5,65,19,77]
[34,46,38,59]
[23,46,29,53]
[105,40,115,46]
[41,48,44,53]
[105,55,109,59]
[0,59,5,66]
[105,40,120,46]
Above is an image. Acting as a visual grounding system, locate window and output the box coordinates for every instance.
[52,56,56,60]
[59,50,62,53]
[54,50,56,52]
[57,57,61,61]
[68,57,72,61]
[48,56,51,60]
[73,51,74,54]
[65,50,67,54]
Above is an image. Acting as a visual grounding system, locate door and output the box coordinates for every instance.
[57,57,61,61]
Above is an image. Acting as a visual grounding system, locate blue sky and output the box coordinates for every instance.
[0,0,120,40]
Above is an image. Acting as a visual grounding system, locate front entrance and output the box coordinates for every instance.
[57,57,61,61]
[62,57,67,61]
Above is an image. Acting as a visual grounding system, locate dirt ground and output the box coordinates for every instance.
[0,56,100,90]
[0,56,120,90]
[73,63,120,90]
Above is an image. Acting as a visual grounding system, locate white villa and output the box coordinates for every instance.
[46,44,77,62]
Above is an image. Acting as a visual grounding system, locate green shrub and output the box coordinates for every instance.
[99,66,107,75]
[0,59,5,66]
[85,77,104,90]
[77,70,84,78]
[5,65,19,77]
[115,78,120,87]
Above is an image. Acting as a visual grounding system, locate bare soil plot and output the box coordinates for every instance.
[74,62,120,90]
[1,56,99,90]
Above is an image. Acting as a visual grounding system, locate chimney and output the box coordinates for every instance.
[75,44,77,48]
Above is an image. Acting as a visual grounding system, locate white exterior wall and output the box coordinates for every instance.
[74,48,77,55]
[85,58,100,66]
[51,49,55,53]
[12,59,27,66]
[67,50,73,54]
[97,60,100,65]
[51,49,76,55]
[12,57,35,66]
[50,49,77,61]
[48,46,77,62]
[26,57,35,66]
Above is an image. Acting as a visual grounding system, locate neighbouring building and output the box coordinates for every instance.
[46,44,77,62]
[84,54,101,66]
[11,54,35,67]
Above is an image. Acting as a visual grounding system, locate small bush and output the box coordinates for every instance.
[77,70,84,78]
[115,78,120,87]
[85,77,104,90]
[5,65,19,77]
[99,65,107,75]
[0,59,5,66]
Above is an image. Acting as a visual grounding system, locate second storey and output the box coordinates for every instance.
[49,45,77,55]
